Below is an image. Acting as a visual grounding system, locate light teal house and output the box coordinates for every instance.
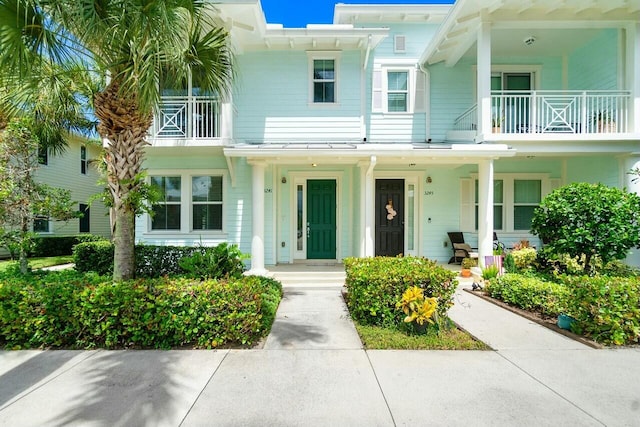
[136,0,640,273]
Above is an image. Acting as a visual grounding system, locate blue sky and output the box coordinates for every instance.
[261,0,455,28]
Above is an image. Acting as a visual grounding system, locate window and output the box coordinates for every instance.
[387,71,408,112]
[33,217,50,233]
[463,175,547,233]
[38,146,48,165]
[312,59,335,103]
[79,203,90,233]
[150,176,181,230]
[513,180,541,230]
[80,146,87,175]
[475,180,504,230]
[192,176,223,231]
[372,67,425,114]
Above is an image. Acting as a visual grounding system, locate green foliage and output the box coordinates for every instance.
[461,257,477,268]
[503,253,516,273]
[510,247,537,271]
[560,275,640,346]
[178,243,247,280]
[73,241,115,276]
[74,242,247,279]
[531,182,640,272]
[486,273,569,317]
[481,265,499,280]
[344,256,457,328]
[31,235,106,257]
[0,271,282,349]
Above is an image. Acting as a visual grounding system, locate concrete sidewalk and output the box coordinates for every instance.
[1,267,639,426]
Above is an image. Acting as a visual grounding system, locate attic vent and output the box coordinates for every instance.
[394,35,406,53]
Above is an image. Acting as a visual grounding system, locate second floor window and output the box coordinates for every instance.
[81,146,87,174]
[387,71,408,112]
[312,59,336,104]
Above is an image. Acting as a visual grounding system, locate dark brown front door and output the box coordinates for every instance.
[375,179,404,256]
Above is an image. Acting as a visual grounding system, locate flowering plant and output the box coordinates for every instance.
[396,286,438,326]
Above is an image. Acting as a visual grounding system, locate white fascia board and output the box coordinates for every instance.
[334,4,451,25]
[419,0,470,66]
[264,27,389,49]
[223,143,515,160]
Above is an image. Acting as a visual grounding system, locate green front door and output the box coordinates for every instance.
[307,179,336,259]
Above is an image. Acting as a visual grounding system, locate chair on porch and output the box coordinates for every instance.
[447,232,477,264]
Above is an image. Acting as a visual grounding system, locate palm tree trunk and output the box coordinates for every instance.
[94,81,152,281]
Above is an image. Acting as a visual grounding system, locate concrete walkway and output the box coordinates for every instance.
[1,265,639,426]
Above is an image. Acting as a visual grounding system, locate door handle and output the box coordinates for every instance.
[307,222,310,238]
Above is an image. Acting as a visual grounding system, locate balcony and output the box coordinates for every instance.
[453,90,632,139]
[151,96,220,140]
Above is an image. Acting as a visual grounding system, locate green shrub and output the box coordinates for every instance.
[178,243,247,280]
[344,256,457,328]
[503,253,516,273]
[481,265,499,280]
[74,242,246,279]
[31,235,107,257]
[0,271,282,349]
[486,273,568,317]
[510,247,537,271]
[531,182,640,273]
[73,241,115,275]
[560,275,640,345]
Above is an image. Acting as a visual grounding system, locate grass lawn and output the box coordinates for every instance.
[354,321,489,350]
[0,255,74,272]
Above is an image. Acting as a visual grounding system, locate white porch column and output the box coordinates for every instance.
[220,98,233,144]
[364,156,377,257]
[627,23,640,133]
[625,155,640,267]
[248,160,268,275]
[477,21,492,138]
[477,159,494,267]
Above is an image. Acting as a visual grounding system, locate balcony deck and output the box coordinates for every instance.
[150,96,221,144]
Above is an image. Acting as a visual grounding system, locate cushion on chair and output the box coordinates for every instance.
[453,243,473,252]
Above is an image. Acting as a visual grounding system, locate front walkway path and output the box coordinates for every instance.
[1,264,639,426]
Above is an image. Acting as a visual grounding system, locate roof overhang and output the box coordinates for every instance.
[420,0,640,67]
[224,142,516,164]
[334,4,451,25]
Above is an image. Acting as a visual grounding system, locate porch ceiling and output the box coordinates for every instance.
[421,0,640,67]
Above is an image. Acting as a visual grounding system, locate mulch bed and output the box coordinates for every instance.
[463,288,604,349]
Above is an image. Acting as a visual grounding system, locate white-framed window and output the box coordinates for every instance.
[33,216,50,233]
[191,176,223,231]
[80,146,87,175]
[461,174,558,233]
[147,171,225,233]
[372,65,425,114]
[150,176,182,230]
[308,52,340,105]
[387,71,409,112]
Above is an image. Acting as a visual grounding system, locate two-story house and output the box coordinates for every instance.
[136,0,640,273]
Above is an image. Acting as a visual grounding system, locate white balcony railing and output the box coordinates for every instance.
[453,91,631,135]
[491,90,630,135]
[152,96,220,139]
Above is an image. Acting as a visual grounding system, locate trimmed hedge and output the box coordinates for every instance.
[0,270,282,349]
[485,273,568,317]
[31,234,106,257]
[560,275,640,346]
[73,242,246,278]
[344,256,457,328]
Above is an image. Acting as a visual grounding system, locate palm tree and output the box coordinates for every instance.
[0,0,234,280]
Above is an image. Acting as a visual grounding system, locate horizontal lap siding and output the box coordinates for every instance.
[369,114,426,142]
[234,51,362,143]
[569,29,618,90]
[34,141,110,238]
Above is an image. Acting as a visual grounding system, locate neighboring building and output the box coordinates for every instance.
[33,136,111,239]
[137,0,640,273]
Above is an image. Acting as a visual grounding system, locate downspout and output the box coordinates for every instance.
[419,62,431,142]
